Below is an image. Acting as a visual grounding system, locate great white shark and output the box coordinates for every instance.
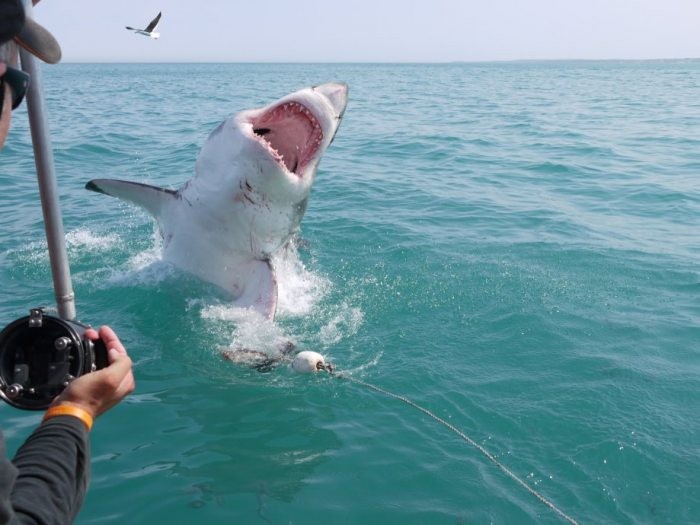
[86,82,348,320]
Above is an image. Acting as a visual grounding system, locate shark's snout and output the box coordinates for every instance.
[313,82,348,118]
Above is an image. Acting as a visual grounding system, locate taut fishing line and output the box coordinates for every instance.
[324,368,579,524]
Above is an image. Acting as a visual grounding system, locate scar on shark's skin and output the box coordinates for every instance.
[85,83,348,320]
[234,180,257,205]
[233,190,255,206]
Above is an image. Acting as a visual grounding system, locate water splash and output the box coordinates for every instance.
[66,227,121,252]
[200,305,293,365]
[102,226,171,287]
[319,304,364,346]
[195,245,328,364]
[195,245,366,368]
[274,243,330,317]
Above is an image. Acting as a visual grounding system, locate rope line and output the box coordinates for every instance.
[332,371,578,525]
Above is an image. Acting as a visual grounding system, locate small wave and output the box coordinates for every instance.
[336,350,383,375]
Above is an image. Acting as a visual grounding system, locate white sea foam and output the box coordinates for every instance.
[4,238,48,265]
[6,227,121,268]
[65,228,120,252]
[126,245,162,273]
[105,258,175,288]
[200,304,291,358]
[101,226,171,287]
[319,304,364,345]
[273,244,330,317]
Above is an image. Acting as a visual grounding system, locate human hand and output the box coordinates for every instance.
[50,325,135,419]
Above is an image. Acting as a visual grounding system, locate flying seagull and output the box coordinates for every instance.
[126,12,162,39]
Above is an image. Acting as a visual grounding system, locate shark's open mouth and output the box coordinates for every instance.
[252,102,323,176]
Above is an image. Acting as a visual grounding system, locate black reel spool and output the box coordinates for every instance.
[0,308,108,410]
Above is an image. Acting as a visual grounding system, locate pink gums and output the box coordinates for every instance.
[252,101,324,175]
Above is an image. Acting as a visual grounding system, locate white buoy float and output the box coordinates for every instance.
[291,351,330,373]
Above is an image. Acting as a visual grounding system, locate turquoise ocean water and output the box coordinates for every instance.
[0,62,698,524]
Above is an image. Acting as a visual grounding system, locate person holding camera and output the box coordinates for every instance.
[1,1,136,522]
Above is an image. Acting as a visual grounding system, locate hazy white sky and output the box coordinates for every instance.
[32,0,700,62]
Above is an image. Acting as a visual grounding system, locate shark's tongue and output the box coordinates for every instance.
[253,101,323,175]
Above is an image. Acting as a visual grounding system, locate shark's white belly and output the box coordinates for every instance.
[160,190,299,297]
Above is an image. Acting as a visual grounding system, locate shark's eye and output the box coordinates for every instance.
[254,128,271,136]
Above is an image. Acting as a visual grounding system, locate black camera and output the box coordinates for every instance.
[0,308,108,410]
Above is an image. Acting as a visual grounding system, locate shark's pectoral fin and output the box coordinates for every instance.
[86,179,177,219]
[231,260,278,319]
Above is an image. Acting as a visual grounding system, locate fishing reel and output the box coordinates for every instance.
[0,308,108,410]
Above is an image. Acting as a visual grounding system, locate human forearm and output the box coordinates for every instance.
[10,417,89,524]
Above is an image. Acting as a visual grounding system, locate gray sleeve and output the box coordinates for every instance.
[9,416,91,524]
[0,432,19,524]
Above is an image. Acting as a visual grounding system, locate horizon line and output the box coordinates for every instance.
[57,57,700,65]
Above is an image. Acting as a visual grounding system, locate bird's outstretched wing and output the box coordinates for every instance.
[145,12,162,33]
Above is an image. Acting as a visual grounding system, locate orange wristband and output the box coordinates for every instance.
[43,404,94,431]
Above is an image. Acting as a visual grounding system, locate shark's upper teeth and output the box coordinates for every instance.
[251,100,324,176]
